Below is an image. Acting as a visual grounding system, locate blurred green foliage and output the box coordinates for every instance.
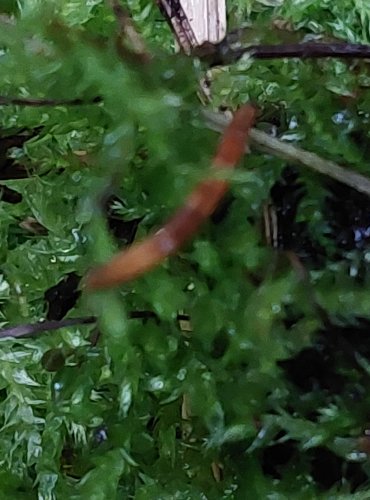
[1,0,370,498]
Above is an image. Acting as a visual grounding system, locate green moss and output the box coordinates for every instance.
[0,1,370,498]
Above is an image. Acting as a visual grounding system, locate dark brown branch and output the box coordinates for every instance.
[195,41,370,66]
[0,317,96,339]
[0,311,190,339]
[0,96,102,107]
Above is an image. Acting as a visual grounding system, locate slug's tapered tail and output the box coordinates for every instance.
[85,104,256,290]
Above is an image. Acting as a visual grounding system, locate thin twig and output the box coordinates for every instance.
[203,109,370,197]
[0,311,190,339]
[0,96,102,107]
[0,317,96,339]
[196,41,370,65]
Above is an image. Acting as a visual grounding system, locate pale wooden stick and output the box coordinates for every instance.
[203,109,370,197]
[181,0,226,44]
[157,0,226,54]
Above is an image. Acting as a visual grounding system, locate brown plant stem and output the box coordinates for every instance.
[196,41,370,65]
[0,96,101,107]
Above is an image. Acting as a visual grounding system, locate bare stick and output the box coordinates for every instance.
[196,41,370,65]
[156,0,199,54]
[203,109,370,197]
[0,96,101,107]
[0,317,96,339]
[0,311,190,339]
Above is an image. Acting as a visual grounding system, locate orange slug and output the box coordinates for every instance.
[85,104,255,290]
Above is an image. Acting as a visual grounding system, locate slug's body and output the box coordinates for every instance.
[85,105,255,290]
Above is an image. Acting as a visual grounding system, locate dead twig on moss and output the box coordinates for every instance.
[0,317,96,339]
[196,41,370,66]
[203,109,370,197]
[0,311,190,339]
[0,96,101,107]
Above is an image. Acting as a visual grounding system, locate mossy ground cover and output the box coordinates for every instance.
[1,1,370,498]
